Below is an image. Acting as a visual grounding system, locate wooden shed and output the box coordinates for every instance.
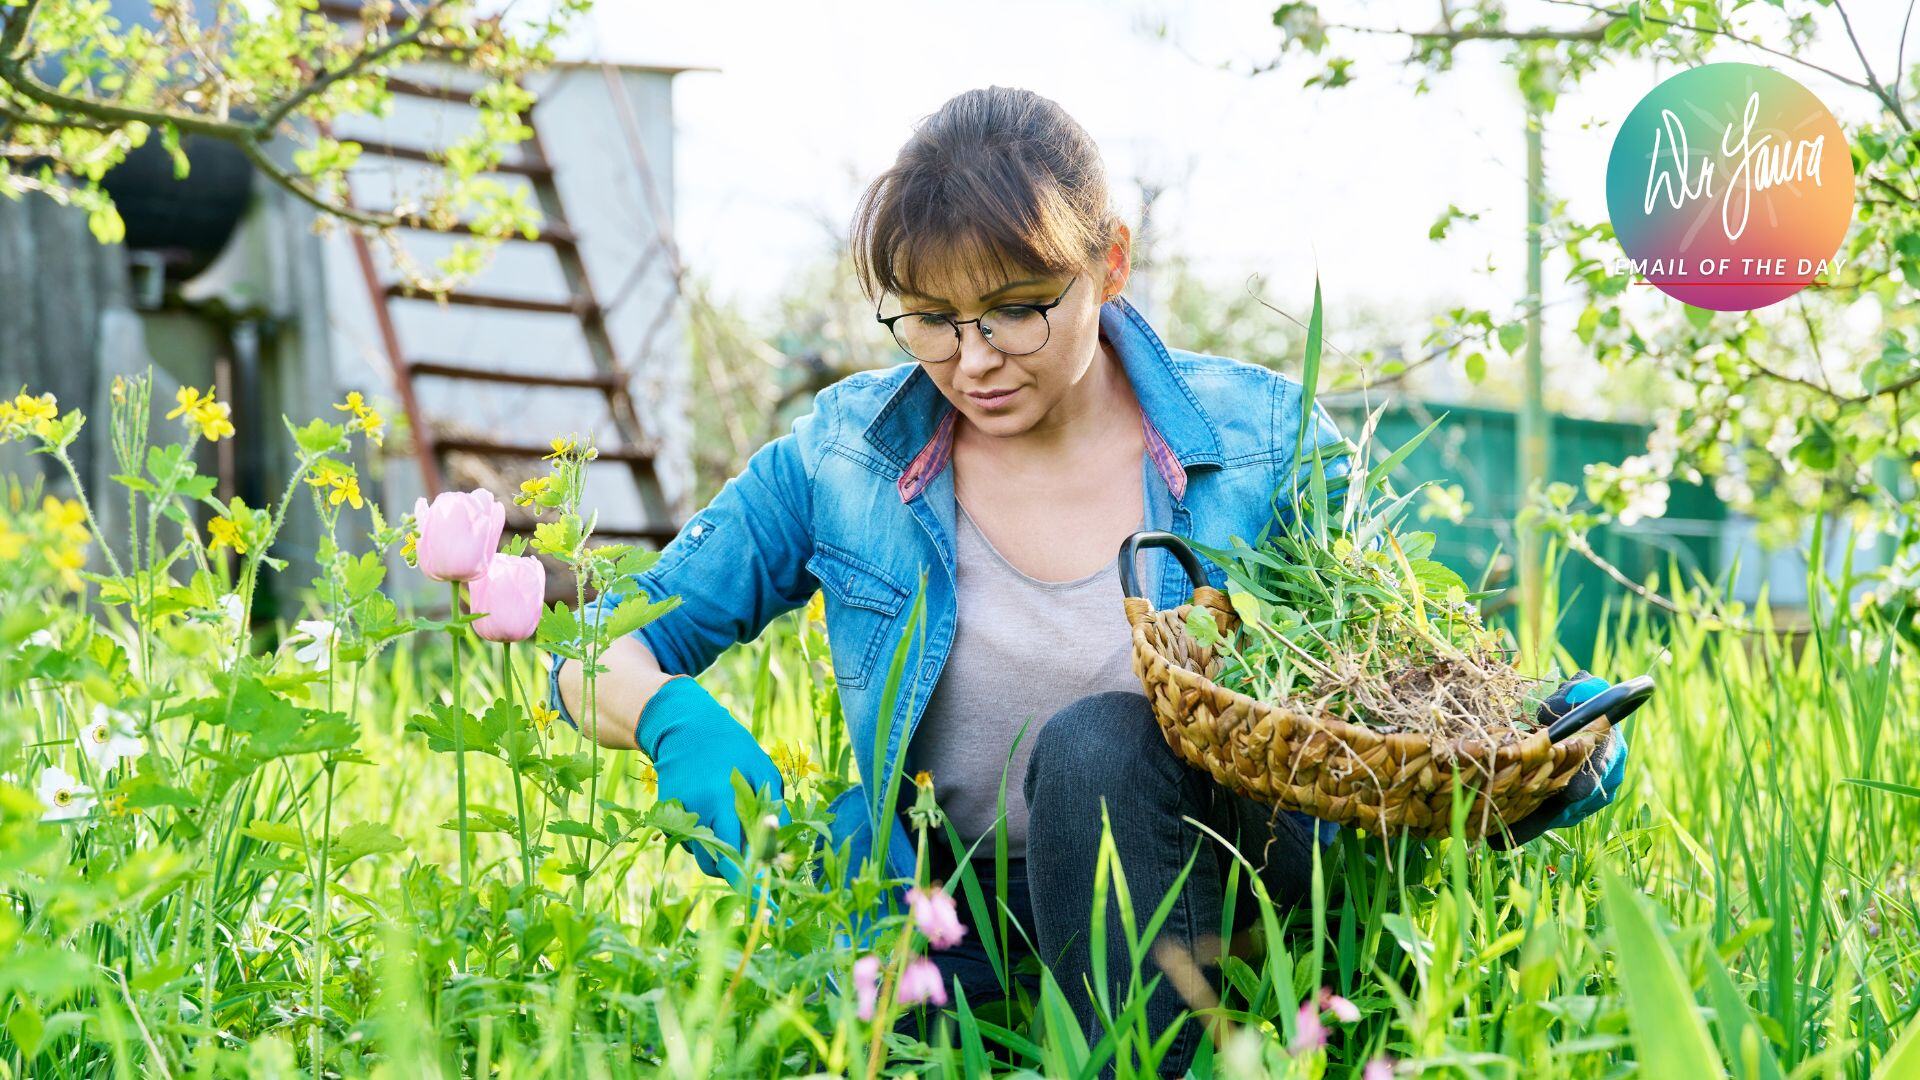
[1,52,705,616]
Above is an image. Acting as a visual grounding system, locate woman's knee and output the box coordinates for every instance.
[1022,691,1186,812]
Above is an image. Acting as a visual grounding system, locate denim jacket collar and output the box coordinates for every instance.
[860,295,1226,503]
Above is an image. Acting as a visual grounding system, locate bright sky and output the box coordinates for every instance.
[569,0,1904,408]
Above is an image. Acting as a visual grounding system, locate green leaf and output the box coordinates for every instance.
[404,700,512,757]
[331,822,406,865]
[1841,778,1920,800]
[1365,414,1446,494]
[1496,321,1526,355]
[1877,1013,1920,1080]
[537,602,582,652]
[1601,871,1726,1080]
[533,515,584,559]
[1701,943,1785,1080]
[240,821,307,850]
[342,551,385,598]
[115,774,198,811]
[287,417,348,458]
[1288,275,1325,513]
[5,996,44,1059]
[547,819,600,840]
[602,594,679,641]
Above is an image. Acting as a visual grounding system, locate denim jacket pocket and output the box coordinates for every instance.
[803,541,909,691]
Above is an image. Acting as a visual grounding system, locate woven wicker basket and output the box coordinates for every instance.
[1118,531,1635,841]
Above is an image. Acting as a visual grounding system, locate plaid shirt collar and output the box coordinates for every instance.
[862,294,1224,504]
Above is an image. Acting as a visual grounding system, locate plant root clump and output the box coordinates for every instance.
[1307,646,1549,746]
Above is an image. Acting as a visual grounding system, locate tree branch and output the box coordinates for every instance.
[0,94,119,133]
[0,0,45,63]
[1833,0,1913,131]
[0,57,256,140]
[1901,0,1917,119]
[252,0,454,136]
[1541,0,1880,99]
[235,137,402,229]
[1319,17,1608,45]
[1744,354,1920,406]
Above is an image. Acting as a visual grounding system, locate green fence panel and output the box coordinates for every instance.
[1325,399,1725,668]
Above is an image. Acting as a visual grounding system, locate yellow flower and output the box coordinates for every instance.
[111,376,127,404]
[42,496,88,541]
[207,516,247,554]
[305,461,363,510]
[0,523,22,561]
[804,590,826,628]
[514,476,552,507]
[4,392,60,442]
[13,392,57,425]
[334,392,386,447]
[188,399,235,442]
[912,769,934,790]
[400,530,418,566]
[544,436,576,461]
[167,386,212,420]
[170,386,234,441]
[634,759,658,799]
[771,740,824,785]
[530,701,558,734]
[50,543,87,591]
[356,409,385,446]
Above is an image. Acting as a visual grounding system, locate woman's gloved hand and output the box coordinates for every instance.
[1487,672,1626,849]
[638,675,793,889]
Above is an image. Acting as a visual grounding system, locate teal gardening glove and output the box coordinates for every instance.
[551,664,791,891]
[1486,672,1626,849]
[635,675,793,888]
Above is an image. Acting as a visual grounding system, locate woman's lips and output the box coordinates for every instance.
[966,387,1021,411]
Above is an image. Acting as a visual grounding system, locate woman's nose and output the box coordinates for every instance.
[954,321,1003,373]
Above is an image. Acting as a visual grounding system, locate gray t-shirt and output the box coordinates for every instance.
[905,495,1146,860]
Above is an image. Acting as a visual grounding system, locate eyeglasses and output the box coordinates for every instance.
[875,275,1078,364]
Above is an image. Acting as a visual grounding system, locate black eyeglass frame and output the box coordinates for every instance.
[874,274,1080,363]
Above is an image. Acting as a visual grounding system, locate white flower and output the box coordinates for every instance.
[36,766,96,822]
[218,594,246,629]
[1617,480,1670,527]
[287,619,337,671]
[26,628,57,648]
[80,705,146,774]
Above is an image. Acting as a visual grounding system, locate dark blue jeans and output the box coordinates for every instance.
[895,690,1318,1078]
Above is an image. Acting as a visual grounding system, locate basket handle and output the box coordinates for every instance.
[1118,530,1210,602]
[1544,674,1656,743]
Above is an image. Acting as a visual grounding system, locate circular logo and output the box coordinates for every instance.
[1605,62,1853,312]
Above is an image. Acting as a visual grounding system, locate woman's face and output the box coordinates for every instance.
[893,245,1124,439]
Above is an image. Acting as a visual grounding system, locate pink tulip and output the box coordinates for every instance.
[906,885,968,949]
[414,489,505,583]
[895,955,947,1009]
[468,553,546,642]
[853,955,881,1020]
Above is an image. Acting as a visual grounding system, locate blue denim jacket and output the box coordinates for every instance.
[547,294,1349,937]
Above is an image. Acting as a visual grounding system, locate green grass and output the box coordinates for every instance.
[2,374,1917,1078]
[4,540,1918,1077]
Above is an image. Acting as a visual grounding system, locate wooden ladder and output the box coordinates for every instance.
[321,3,680,549]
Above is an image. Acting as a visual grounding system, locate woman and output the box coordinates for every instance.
[549,86,1626,1075]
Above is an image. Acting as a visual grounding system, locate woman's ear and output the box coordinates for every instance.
[1103,224,1132,300]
